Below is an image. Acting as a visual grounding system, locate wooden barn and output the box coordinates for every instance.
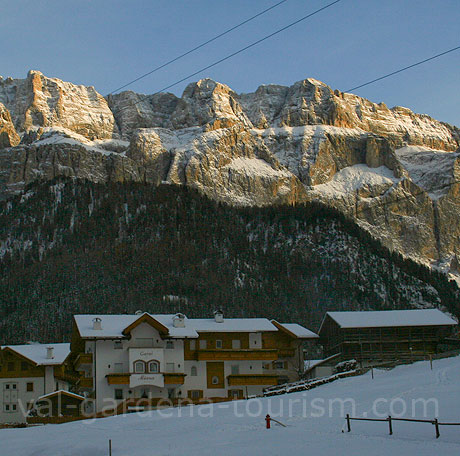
[319,309,457,364]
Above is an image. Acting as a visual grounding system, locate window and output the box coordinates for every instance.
[232,339,241,349]
[229,389,242,399]
[190,390,201,400]
[189,340,196,350]
[4,384,10,390]
[4,404,9,412]
[27,382,34,392]
[148,361,159,373]
[114,340,122,350]
[7,362,14,372]
[115,389,123,400]
[191,366,197,376]
[215,340,223,349]
[166,340,174,349]
[231,365,239,375]
[211,376,219,385]
[199,340,207,349]
[134,361,145,373]
[21,361,29,371]
[274,361,285,370]
[135,338,154,348]
[12,383,17,390]
[12,404,16,411]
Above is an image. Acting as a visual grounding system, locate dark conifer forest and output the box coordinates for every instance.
[0,179,458,343]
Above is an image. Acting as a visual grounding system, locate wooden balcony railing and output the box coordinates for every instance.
[197,349,278,361]
[227,374,279,386]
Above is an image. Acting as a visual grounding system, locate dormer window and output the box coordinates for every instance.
[134,361,145,373]
[216,340,223,349]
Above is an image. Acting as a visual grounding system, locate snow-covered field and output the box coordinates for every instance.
[3,356,460,455]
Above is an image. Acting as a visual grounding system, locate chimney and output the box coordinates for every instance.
[214,310,224,323]
[173,313,186,328]
[46,346,54,359]
[92,317,102,330]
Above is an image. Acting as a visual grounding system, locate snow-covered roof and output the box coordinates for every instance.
[304,359,325,369]
[74,314,199,339]
[1,343,70,366]
[189,318,277,333]
[277,323,319,339]
[74,314,280,338]
[36,390,86,402]
[323,309,457,330]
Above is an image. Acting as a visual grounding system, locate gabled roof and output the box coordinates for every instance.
[1,343,70,366]
[272,321,319,339]
[122,313,169,336]
[73,314,282,338]
[74,314,199,339]
[35,390,86,402]
[320,309,457,331]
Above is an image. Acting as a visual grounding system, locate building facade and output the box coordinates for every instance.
[0,343,71,423]
[71,311,318,413]
[319,309,457,364]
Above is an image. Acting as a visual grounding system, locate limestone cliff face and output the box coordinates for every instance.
[1,71,460,275]
[0,103,20,148]
[0,71,117,140]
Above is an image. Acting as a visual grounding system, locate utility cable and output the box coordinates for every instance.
[107,0,289,95]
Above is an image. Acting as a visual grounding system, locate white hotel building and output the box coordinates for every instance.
[71,311,318,413]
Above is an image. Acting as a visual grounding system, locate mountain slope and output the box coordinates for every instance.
[0,71,459,275]
[0,179,458,343]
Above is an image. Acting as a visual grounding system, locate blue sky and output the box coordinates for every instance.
[1,0,459,126]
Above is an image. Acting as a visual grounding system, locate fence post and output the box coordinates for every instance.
[434,419,440,438]
[109,439,112,456]
[346,414,351,432]
[430,355,433,370]
[388,416,393,435]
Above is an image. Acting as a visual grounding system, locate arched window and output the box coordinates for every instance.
[134,361,145,373]
[191,366,197,377]
[212,375,219,385]
[148,361,159,373]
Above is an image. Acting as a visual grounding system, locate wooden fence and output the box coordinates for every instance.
[345,414,460,439]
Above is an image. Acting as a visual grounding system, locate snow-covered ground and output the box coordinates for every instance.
[3,356,460,455]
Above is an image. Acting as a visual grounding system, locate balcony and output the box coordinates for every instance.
[106,374,130,385]
[164,373,186,385]
[78,377,93,388]
[197,349,278,361]
[106,373,186,386]
[277,349,295,358]
[74,353,93,370]
[227,374,279,386]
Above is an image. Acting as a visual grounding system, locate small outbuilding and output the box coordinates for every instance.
[319,309,457,364]
[32,390,86,418]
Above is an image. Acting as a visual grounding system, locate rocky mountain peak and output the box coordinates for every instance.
[1,70,460,278]
[0,70,117,140]
[170,78,252,130]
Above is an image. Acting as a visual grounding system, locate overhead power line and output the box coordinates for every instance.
[109,0,342,117]
[346,45,460,92]
[107,0,289,95]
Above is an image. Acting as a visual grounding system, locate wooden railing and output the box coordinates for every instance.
[197,349,278,361]
[345,414,460,439]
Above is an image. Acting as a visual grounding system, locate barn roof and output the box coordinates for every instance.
[320,309,457,331]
